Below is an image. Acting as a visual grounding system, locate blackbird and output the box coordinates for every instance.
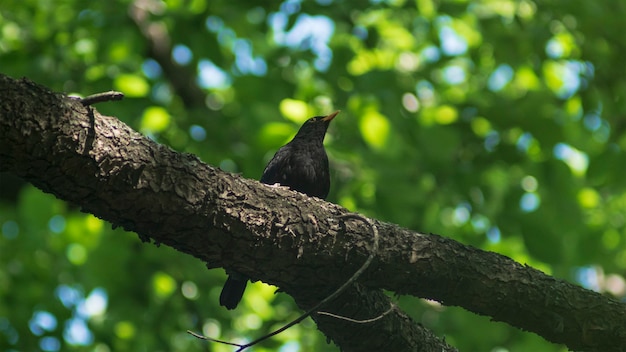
[219,110,340,310]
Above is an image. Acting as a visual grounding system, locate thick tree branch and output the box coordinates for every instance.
[1,74,625,351]
[0,74,454,351]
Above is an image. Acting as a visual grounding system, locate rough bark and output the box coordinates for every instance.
[1,73,625,351]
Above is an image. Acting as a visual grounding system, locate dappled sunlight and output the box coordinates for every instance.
[441,64,467,85]
[78,288,108,318]
[66,243,88,265]
[48,215,66,234]
[114,74,149,97]
[486,226,501,243]
[401,92,419,112]
[152,271,177,301]
[140,106,171,134]
[359,109,390,150]
[198,59,231,89]
[546,31,578,60]
[542,60,583,99]
[520,175,538,192]
[271,13,334,71]
[553,143,589,176]
[488,64,513,92]
[279,98,311,123]
[577,187,600,209]
[189,124,207,141]
[438,25,468,56]
[3,0,626,351]
[172,44,193,65]
[419,104,458,126]
[519,192,540,213]
[1,220,19,239]
[64,317,93,346]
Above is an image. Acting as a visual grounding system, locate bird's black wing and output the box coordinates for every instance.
[260,145,293,185]
[260,144,329,199]
[289,151,329,198]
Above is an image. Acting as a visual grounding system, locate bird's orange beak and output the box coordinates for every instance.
[322,110,340,122]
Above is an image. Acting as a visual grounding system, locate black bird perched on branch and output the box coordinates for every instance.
[219,110,340,310]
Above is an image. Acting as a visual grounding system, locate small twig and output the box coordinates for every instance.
[317,303,396,323]
[187,212,380,351]
[78,91,124,106]
[186,330,243,348]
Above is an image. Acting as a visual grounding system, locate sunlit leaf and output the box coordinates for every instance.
[434,105,458,125]
[66,243,87,265]
[359,109,390,150]
[471,117,491,137]
[114,74,150,97]
[514,66,541,90]
[279,98,310,123]
[258,122,295,147]
[577,188,600,208]
[152,272,177,300]
[416,0,436,18]
[141,106,171,133]
[115,321,136,339]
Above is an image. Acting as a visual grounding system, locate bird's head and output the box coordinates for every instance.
[293,110,340,142]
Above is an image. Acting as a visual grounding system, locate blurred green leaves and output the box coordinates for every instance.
[115,74,150,98]
[2,0,626,351]
[359,109,390,150]
[152,271,177,301]
[279,98,311,123]
[141,106,171,133]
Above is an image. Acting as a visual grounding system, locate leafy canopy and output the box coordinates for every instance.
[1,0,626,351]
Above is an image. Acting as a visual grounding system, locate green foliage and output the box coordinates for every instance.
[1,0,625,350]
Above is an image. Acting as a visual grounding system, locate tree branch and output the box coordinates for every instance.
[1,74,624,351]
